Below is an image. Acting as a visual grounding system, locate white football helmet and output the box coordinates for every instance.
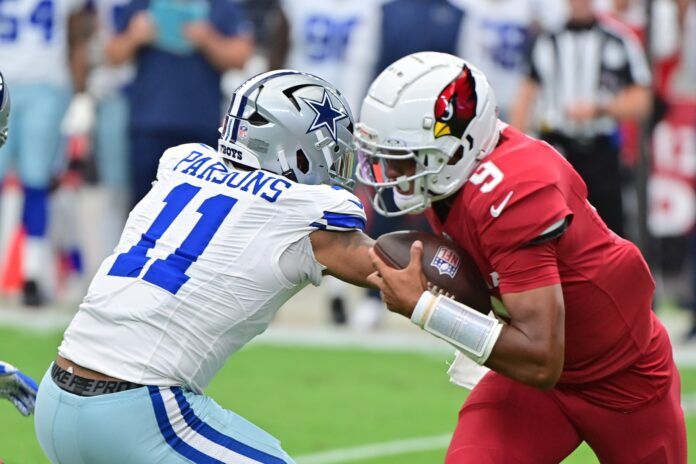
[355,52,500,216]
[219,70,356,190]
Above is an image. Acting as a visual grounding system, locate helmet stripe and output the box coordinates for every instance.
[227,70,305,142]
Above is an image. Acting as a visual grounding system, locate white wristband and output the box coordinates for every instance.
[411,291,437,327]
[411,293,502,365]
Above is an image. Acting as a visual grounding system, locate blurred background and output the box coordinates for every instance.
[0,0,695,462]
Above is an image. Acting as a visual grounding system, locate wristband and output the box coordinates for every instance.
[411,293,502,365]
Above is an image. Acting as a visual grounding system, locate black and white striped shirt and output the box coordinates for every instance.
[528,17,651,138]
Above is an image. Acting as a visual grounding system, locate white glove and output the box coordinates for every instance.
[61,92,96,136]
[0,361,38,416]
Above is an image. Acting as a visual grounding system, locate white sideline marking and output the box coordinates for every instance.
[295,434,451,464]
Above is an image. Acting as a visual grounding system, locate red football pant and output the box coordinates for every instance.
[446,365,686,464]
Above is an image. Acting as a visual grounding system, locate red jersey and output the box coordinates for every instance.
[426,125,674,411]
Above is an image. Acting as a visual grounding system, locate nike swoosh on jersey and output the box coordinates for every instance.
[490,191,514,218]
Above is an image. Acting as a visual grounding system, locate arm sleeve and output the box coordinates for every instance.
[212,0,253,37]
[477,182,571,294]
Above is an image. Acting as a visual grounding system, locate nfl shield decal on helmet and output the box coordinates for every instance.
[431,246,461,278]
[302,90,348,142]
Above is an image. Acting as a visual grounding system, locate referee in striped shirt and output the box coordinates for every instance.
[511,0,652,237]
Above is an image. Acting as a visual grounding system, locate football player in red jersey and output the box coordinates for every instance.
[357,52,686,464]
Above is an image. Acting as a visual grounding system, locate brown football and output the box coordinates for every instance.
[374,231,492,314]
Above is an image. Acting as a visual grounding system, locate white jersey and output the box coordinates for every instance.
[87,0,134,99]
[60,143,366,393]
[0,0,86,86]
[456,0,566,115]
[281,0,382,113]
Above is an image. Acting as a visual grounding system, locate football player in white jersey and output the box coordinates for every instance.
[269,0,383,113]
[34,71,376,464]
[454,0,567,120]
[0,0,91,305]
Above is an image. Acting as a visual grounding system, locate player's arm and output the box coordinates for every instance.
[486,284,564,389]
[310,230,377,288]
[510,78,539,133]
[106,11,156,65]
[369,241,564,390]
[185,23,253,71]
[266,6,290,70]
[68,7,94,93]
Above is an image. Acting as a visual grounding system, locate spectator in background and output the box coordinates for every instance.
[268,0,382,117]
[348,0,466,329]
[0,0,91,306]
[455,0,566,121]
[87,0,135,258]
[511,0,652,237]
[267,0,383,325]
[106,0,254,205]
[375,0,466,75]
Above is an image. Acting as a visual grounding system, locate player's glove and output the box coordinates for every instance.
[0,361,38,416]
[60,92,96,137]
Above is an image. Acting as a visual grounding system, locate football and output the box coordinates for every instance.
[374,231,492,314]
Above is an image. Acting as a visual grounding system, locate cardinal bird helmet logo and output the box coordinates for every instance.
[433,67,477,139]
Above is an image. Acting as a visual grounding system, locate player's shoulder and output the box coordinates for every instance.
[158,143,217,172]
[465,125,567,204]
[491,125,566,178]
[461,126,572,240]
[596,13,642,44]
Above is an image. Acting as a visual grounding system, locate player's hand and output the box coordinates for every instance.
[367,241,427,318]
[184,21,215,48]
[61,93,96,137]
[0,362,38,416]
[128,11,156,47]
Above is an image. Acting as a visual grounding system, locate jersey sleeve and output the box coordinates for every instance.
[308,186,367,232]
[527,34,550,83]
[476,181,572,294]
[621,32,652,87]
[273,184,366,288]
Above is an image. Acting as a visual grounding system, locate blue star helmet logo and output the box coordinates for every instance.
[302,90,349,143]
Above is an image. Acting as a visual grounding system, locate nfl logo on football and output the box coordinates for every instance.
[430,246,461,278]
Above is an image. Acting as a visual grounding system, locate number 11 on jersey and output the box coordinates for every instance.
[108,182,237,294]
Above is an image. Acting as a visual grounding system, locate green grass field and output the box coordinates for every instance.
[0,326,692,464]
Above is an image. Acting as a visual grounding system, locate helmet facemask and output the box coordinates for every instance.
[356,135,474,216]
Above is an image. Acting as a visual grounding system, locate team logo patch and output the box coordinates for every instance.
[433,66,477,140]
[430,246,461,278]
[302,90,348,143]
